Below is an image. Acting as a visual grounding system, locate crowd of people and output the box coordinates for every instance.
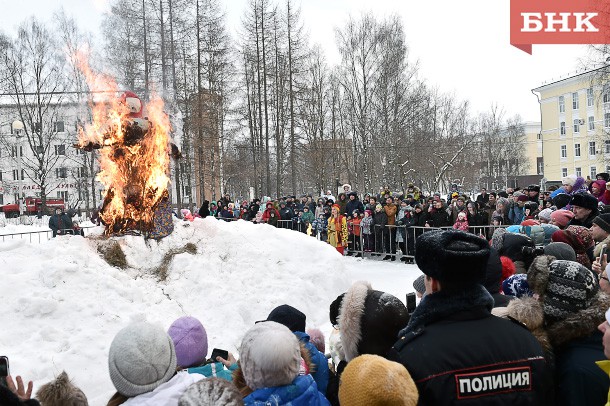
[184,174,610,261]
[6,216,610,404]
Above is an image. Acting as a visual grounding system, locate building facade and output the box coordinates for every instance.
[533,70,610,185]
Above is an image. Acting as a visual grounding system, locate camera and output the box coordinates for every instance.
[521,246,544,257]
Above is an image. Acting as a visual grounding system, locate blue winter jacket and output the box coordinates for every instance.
[187,361,238,381]
[293,331,329,394]
[508,205,525,225]
[244,375,330,406]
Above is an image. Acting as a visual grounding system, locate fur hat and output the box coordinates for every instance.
[266,304,306,333]
[338,354,418,406]
[593,214,610,234]
[597,173,610,182]
[168,316,208,368]
[502,274,532,297]
[178,378,244,406]
[306,328,325,354]
[527,184,541,193]
[415,230,489,288]
[562,174,577,186]
[108,322,177,397]
[335,281,409,362]
[570,193,598,211]
[239,321,300,391]
[543,242,576,262]
[550,209,574,228]
[36,371,88,406]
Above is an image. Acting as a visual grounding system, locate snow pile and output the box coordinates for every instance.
[2,217,373,404]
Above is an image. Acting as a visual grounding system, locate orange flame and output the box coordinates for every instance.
[75,52,172,235]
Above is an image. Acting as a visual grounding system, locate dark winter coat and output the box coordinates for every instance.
[568,210,599,229]
[48,212,73,234]
[280,206,294,221]
[373,210,387,237]
[345,198,364,217]
[0,385,40,406]
[390,285,552,405]
[198,200,210,218]
[427,208,450,227]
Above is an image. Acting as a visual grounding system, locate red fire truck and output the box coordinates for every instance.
[0,197,65,217]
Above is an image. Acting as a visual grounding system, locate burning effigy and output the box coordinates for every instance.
[75,57,174,236]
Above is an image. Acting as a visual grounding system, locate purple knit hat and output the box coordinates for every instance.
[168,316,208,368]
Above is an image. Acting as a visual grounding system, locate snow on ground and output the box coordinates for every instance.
[0,217,421,405]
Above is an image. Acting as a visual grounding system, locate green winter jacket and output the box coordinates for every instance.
[302,211,315,224]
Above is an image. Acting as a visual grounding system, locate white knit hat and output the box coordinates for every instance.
[108,322,177,397]
[562,174,577,186]
[239,321,300,391]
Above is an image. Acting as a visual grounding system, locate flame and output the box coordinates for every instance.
[75,52,172,235]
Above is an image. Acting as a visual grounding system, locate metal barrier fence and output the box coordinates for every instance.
[342,224,509,262]
[0,225,97,244]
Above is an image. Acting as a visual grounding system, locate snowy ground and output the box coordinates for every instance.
[0,217,421,405]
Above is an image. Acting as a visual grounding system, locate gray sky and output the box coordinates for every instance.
[0,0,589,122]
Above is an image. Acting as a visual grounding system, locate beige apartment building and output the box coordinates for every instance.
[533,69,610,186]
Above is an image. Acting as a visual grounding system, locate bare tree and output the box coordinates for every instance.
[0,18,69,213]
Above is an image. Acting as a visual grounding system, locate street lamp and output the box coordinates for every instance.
[12,120,24,215]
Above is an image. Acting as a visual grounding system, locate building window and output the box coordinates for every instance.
[562,168,568,177]
[574,119,580,133]
[559,95,565,113]
[32,122,41,133]
[607,165,610,173]
[54,144,65,156]
[573,92,579,109]
[589,141,596,156]
[0,171,2,181]
[587,88,594,106]
[605,113,610,128]
[604,92,610,104]
[12,169,24,181]
[589,116,595,131]
[560,121,566,135]
[0,194,3,205]
[575,143,581,157]
[11,146,23,157]
[54,121,65,133]
[576,167,582,177]
[606,140,610,154]
[77,166,87,178]
[55,167,67,179]
[561,145,567,158]
[537,158,544,175]
[57,191,68,201]
[591,166,597,179]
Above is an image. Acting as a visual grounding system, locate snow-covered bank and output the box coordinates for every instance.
[1,217,420,405]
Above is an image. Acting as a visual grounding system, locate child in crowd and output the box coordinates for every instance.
[453,211,469,232]
[361,209,374,253]
[312,214,328,241]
